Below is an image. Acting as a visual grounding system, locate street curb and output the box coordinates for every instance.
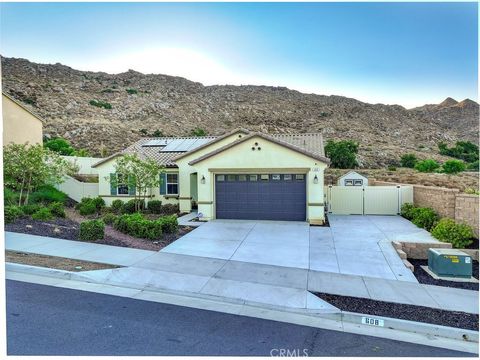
[6,262,479,345]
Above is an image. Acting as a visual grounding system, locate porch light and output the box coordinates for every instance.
[313,175,319,184]
[201,175,206,184]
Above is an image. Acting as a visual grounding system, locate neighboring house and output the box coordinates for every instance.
[337,171,368,186]
[92,129,330,224]
[2,92,44,145]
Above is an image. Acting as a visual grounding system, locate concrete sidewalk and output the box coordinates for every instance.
[5,231,479,315]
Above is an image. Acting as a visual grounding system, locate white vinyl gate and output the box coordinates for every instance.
[325,185,413,215]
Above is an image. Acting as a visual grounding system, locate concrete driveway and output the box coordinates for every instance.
[162,215,437,281]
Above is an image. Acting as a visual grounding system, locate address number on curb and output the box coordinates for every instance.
[361,317,384,327]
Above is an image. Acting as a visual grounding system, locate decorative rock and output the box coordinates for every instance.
[53,227,61,234]
[25,225,33,229]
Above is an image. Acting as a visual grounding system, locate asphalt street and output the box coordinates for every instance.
[6,280,476,356]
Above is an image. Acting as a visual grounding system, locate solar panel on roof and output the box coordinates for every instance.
[142,139,170,147]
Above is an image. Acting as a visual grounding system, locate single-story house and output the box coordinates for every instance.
[2,92,44,146]
[337,171,368,187]
[92,129,330,224]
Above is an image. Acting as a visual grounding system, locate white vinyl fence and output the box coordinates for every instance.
[325,185,413,215]
[56,175,99,202]
[61,156,104,175]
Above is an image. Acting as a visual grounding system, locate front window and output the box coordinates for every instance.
[345,179,354,186]
[167,173,178,194]
[354,179,363,186]
[117,174,129,195]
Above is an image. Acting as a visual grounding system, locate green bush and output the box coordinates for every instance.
[122,199,144,214]
[147,200,162,214]
[467,160,479,171]
[411,207,438,231]
[464,188,479,195]
[438,141,479,163]
[48,201,66,218]
[161,203,179,215]
[126,88,138,94]
[4,188,19,206]
[113,213,163,240]
[191,128,207,136]
[78,202,97,216]
[79,220,105,242]
[44,137,75,155]
[91,196,106,210]
[400,203,416,220]
[32,208,54,221]
[324,140,359,169]
[387,165,397,171]
[111,199,124,214]
[30,185,67,204]
[158,214,178,234]
[414,159,440,173]
[21,204,41,215]
[5,206,24,224]
[431,218,474,248]
[400,154,417,168]
[89,99,112,109]
[102,213,117,225]
[442,160,466,174]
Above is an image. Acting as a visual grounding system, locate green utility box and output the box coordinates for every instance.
[428,248,472,278]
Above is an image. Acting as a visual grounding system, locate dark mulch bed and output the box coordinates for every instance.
[6,217,194,251]
[5,217,80,240]
[408,258,479,291]
[315,292,479,331]
[6,250,120,272]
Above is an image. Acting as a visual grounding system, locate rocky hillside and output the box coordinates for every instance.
[2,56,478,167]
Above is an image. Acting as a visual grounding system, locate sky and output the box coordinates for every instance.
[0,2,477,108]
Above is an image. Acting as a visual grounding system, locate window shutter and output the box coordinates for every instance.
[159,173,167,195]
[110,173,116,195]
[128,175,136,195]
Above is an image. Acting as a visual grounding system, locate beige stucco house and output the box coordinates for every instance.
[2,92,44,145]
[92,129,330,224]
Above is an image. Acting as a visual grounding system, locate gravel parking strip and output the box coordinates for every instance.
[315,292,479,331]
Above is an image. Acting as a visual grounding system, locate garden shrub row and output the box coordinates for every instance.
[76,196,105,216]
[113,213,178,240]
[4,200,67,223]
[401,203,474,248]
[108,199,178,215]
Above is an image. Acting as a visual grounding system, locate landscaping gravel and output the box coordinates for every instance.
[408,258,479,291]
[315,292,479,331]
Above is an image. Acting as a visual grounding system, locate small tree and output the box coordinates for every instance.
[151,129,164,137]
[442,160,466,174]
[108,154,164,212]
[414,159,440,173]
[324,140,359,169]
[400,153,417,168]
[3,143,78,205]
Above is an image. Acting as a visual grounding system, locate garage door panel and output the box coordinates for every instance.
[215,174,306,221]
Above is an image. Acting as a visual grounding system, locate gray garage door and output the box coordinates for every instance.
[215,174,306,221]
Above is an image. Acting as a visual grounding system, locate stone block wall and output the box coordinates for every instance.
[455,194,479,237]
[372,180,478,238]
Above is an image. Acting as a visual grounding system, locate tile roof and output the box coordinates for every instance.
[92,129,328,168]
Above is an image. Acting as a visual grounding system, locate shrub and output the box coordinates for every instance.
[48,201,66,218]
[431,218,474,248]
[76,197,104,215]
[147,200,162,214]
[411,207,438,231]
[4,188,19,206]
[32,208,54,221]
[102,213,117,225]
[442,160,466,174]
[79,220,105,241]
[22,204,41,215]
[161,203,179,215]
[122,199,145,214]
[44,137,75,155]
[438,141,479,163]
[467,160,479,171]
[5,206,24,224]
[400,154,417,168]
[191,128,207,136]
[111,199,124,214]
[158,214,178,233]
[126,88,138,94]
[464,188,479,195]
[78,202,97,216]
[30,185,67,204]
[89,99,112,109]
[113,213,162,240]
[387,165,397,171]
[400,203,416,220]
[414,159,440,173]
[91,196,106,210]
